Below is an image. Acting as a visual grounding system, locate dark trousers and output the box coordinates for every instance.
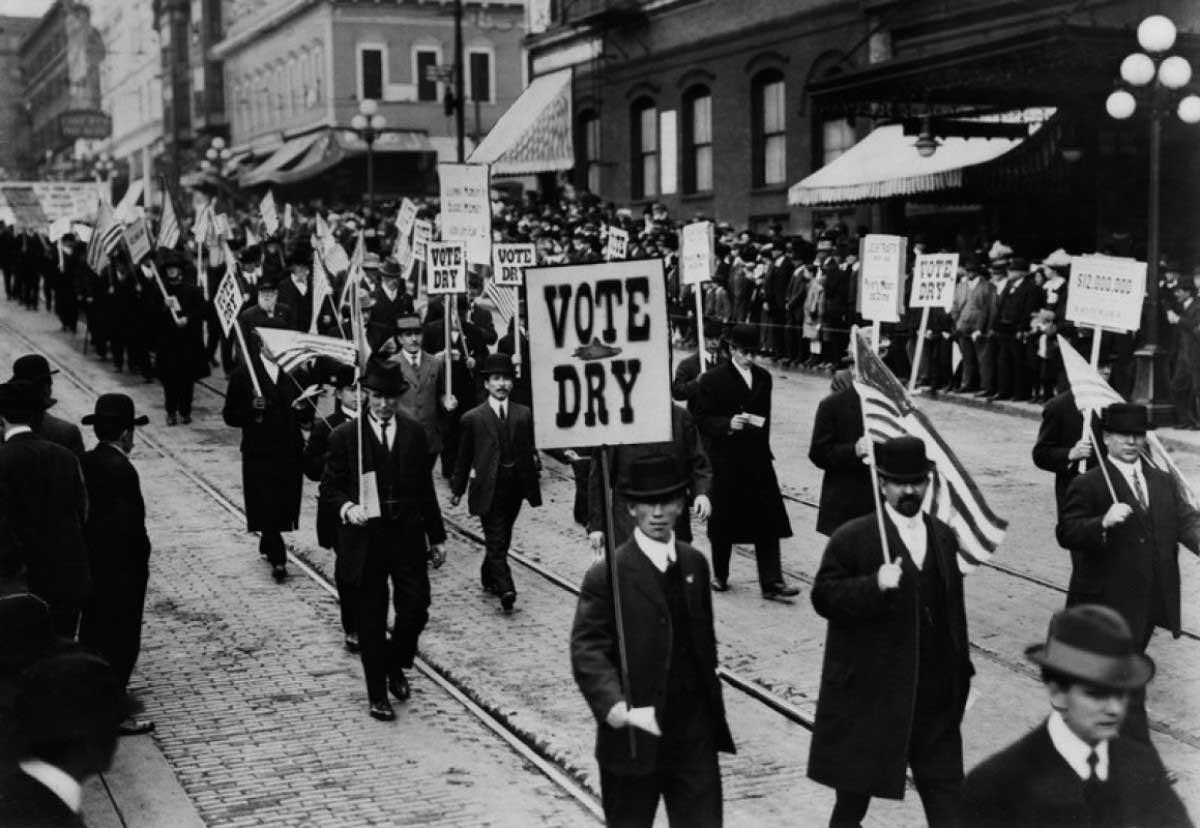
[259,530,286,566]
[479,477,522,596]
[49,603,81,639]
[709,536,782,591]
[358,523,430,702]
[599,747,722,828]
[163,374,194,417]
[1121,624,1157,745]
[957,333,980,391]
[829,708,963,828]
[79,570,148,689]
[335,573,359,637]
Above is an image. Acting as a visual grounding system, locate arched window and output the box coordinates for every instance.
[751,69,786,186]
[682,85,712,193]
[631,97,658,200]
[577,110,601,194]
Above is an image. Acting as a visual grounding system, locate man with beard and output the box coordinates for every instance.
[809,436,974,828]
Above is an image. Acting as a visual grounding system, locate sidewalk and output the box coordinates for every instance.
[82,732,206,828]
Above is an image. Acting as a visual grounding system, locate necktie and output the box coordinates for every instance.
[1132,470,1147,509]
[1083,750,1105,827]
[499,403,506,423]
[380,419,390,450]
[410,355,419,370]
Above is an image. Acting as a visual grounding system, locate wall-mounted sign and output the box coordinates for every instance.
[58,110,113,141]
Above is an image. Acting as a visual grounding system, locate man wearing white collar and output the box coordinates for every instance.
[571,454,734,827]
[963,604,1189,827]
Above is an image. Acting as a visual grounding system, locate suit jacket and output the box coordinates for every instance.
[962,722,1192,828]
[35,409,84,457]
[809,510,973,799]
[276,276,313,332]
[693,361,791,542]
[1032,390,1102,518]
[570,537,735,775]
[303,407,353,549]
[319,412,446,585]
[0,768,85,828]
[451,400,541,516]
[670,352,725,413]
[80,444,151,579]
[1056,459,1200,642]
[808,386,874,536]
[389,350,446,454]
[366,286,415,351]
[0,432,89,609]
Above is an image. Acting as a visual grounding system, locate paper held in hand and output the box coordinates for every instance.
[359,471,382,519]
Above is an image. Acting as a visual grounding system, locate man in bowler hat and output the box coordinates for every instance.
[963,604,1191,827]
[450,353,541,613]
[809,436,974,828]
[1056,402,1200,744]
[9,354,84,456]
[571,454,735,828]
[76,394,155,736]
[320,361,446,721]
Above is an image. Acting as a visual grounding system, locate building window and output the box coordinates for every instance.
[578,110,601,193]
[414,48,440,102]
[821,117,855,166]
[659,110,677,195]
[752,70,786,186]
[631,97,657,200]
[467,49,493,103]
[682,86,712,193]
[359,45,384,101]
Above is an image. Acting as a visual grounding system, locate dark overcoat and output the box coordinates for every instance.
[962,721,1191,828]
[35,409,85,457]
[450,400,541,516]
[222,360,306,533]
[80,444,151,575]
[319,412,446,585]
[693,361,791,542]
[1031,390,1101,518]
[808,385,874,536]
[808,511,973,799]
[0,768,86,828]
[302,407,352,549]
[156,280,208,381]
[570,537,735,775]
[1056,458,1200,643]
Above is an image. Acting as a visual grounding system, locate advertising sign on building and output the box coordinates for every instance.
[437,162,491,265]
[858,234,907,323]
[427,242,467,294]
[1066,256,1147,332]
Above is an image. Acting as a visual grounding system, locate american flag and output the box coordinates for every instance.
[1059,335,1200,510]
[852,327,1008,572]
[86,200,123,274]
[255,328,360,374]
[482,278,518,336]
[156,176,182,250]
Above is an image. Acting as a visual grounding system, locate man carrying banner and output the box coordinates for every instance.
[1055,402,1200,745]
[155,251,207,426]
[809,436,974,828]
[571,454,735,828]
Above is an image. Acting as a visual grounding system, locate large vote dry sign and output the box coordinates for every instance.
[526,259,673,450]
[1066,255,1147,332]
[910,252,960,311]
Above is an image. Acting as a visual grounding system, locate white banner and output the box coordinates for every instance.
[437,162,491,265]
[122,217,153,263]
[260,191,279,235]
[1066,255,1147,332]
[214,269,245,335]
[858,234,906,323]
[427,242,467,294]
[526,259,672,450]
[412,219,433,263]
[493,243,536,287]
[910,252,960,311]
[680,221,714,285]
[395,197,418,240]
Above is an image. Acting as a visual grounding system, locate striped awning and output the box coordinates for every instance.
[239,133,324,187]
[469,68,573,177]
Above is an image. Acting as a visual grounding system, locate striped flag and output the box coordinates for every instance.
[310,245,332,334]
[86,200,123,273]
[852,328,1007,572]
[156,176,182,250]
[482,279,518,336]
[255,328,359,374]
[1059,335,1200,510]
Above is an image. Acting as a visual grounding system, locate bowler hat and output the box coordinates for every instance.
[728,323,759,353]
[359,361,408,397]
[11,354,58,383]
[12,651,126,743]
[379,258,403,280]
[158,249,188,270]
[480,353,514,378]
[700,317,725,340]
[0,593,59,673]
[0,380,49,417]
[1008,257,1030,274]
[257,270,282,292]
[1101,402,1154,435]
[287,242,313,268]
[81,393,149,428]
[618,454,689,502]
[1025,604,1155,690]
[330,363,358,389]
[1173,275,1196,294]
[394,314,422,333]
[874,436,935,483]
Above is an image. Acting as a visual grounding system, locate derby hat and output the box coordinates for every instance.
[81,393,149,428]
[287,242,313,268]
[480,353,515,378]
[0,593,59,673]
[618,454,689,502]
[0,380,49,417]
[728,323,759,353]
[701,317,726,340]
[11,354,58,383]
[330,363,358,389]
[874,436,935,483]
[1026,604,1154,690]
[256,270,282,292]
[158,249,189,271]
[379,258,403,279]
[1101,402,1154,434]
[394,314,423,333]
[1173,275,1196,294]
[359,361,408,397]
[1008,257,1030,274]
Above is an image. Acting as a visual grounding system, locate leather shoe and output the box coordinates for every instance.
[710,578,729,592]
[369,700,395,721]
[271,564,288,582]
[166,413,178,426]
[118,717,155,736]
[343,633,360,653]
[180,414,192,424]
[500,591,516,613]
[388,673,411,702]
[763,583,800,600]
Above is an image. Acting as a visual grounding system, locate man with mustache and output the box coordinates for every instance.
[808,436,974,828]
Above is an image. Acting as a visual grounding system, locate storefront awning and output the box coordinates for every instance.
[239,133,324,187]
[269,129,432,186]
[468,68,573,176]
[788,111,1053,207]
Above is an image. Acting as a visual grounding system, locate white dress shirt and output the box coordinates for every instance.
[731,360,753,390]
[488,397,508,421]
[884,501,927,569]
[367,414,394,450]
[1047,710,1110,781]
[4,424,32,439]
[1108,456,1149,507]
[261,359,279,384]
[18,759,82,813]
[633,528,676,573]
[291,275,308,296]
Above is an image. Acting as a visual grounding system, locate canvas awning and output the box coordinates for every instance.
[468,68,573,176]
[789,110,1053,206]
[239,132,324,187]
[269,129,432,185]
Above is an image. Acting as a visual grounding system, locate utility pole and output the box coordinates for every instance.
[454,0,465,162]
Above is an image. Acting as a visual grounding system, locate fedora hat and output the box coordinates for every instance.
[1026,604,1154,690]
[1101,402,1154,435]
[480,353,514,378]
[11,353,58,383]
[874,436,935,483]
[81,393,149,428]
[379,258,403,280]
[359,361,408,397]
[618,454,689,502]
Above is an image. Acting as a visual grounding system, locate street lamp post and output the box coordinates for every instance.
[199,136,233,179]
[351,98,387,207]
[1105,14,1200,422]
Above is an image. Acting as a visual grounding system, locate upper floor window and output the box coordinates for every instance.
[359,45,384,101]
[683,85,712,193]
[415,48,440,102]
[631,97,658,200]
[752,70,786,186]
[468,49,493,103]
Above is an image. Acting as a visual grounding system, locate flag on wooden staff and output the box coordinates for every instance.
[156,175,183,250]
[86,200,123,273]
[852,329,1007,571]
[482,278,517,335]
[255,328,360,374]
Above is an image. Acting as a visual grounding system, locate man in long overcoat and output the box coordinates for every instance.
[694,323,797,598]
[1032,388,1102,519]
[809,437,974,828]
[1168,277,1200,428]
[1056,402,1200,744]
[10,354,84,456]
[155,251,208,425]
[571,454,735,828]
[808,369,873,536]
